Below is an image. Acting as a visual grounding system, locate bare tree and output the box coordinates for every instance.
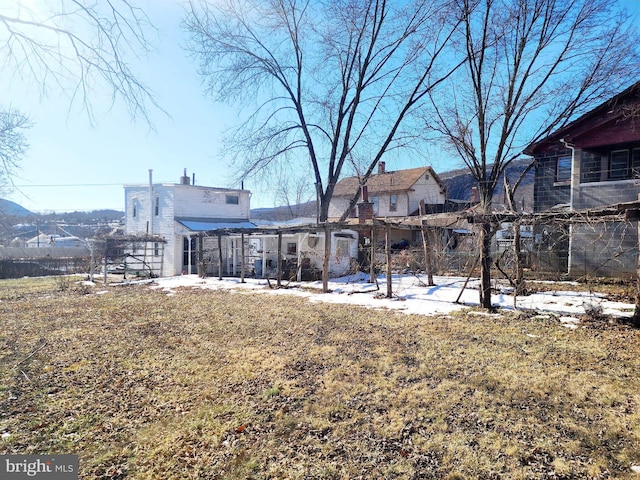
[430,0,640,309]
[0,0,158,122]
[273,172,316,221]
[0,108,30,193]
[183,0,463,223]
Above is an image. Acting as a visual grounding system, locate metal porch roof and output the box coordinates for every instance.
[175,218,257,232]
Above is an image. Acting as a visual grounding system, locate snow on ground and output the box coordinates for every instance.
[147,272,636,323]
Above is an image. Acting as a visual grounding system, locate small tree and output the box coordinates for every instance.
[430,0,640,309]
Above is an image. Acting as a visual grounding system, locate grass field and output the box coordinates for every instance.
[1,277,640,479]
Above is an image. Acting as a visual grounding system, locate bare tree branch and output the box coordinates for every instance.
[429,0,640,308]
[184,0,464,222]
[0,108,31,194]
[0,0,160,124]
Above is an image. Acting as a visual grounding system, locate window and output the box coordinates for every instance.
[336,239,350,257]
[610,150,629,179]
[632,148,640,178]
[183,237,196,268]
[556,155,571,182]
[287,242,297,255]
[154,242,160,256]
[132,204,137,218]
[372,196,379,215]
[154,197,160,216]
[389,194,397,212]
[226,194,239,205]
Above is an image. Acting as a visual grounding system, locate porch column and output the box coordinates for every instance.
[187,235,192,274]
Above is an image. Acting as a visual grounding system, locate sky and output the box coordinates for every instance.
[2,1,256,214]
[2,0,640,214]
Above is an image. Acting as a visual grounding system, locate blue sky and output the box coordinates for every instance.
[3,1,255,213]
[3,0,639,214]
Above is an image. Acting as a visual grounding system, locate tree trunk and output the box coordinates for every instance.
[479,221,493,309]
[513,223,525,296]
[386,222,393,298]
[634,193,640,327]
[419,200,435,286]
[322,223,331,293]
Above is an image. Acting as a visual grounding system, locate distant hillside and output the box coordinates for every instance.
[251,201,317,221]
[0,198,35,217]
[440,158,534,211]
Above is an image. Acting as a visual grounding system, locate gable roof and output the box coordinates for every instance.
[526,81,640,154]
[332,166,445,198]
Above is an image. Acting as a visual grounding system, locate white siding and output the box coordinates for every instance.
[408,173,446,213]
[173,185,250,219]
[124,183,252,277]
[328,197,352,218]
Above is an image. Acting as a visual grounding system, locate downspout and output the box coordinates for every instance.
[561,139,575,277]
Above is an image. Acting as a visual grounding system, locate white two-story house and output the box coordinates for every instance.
[328,163,447,219]
[124,170,254,276]
[123,170,359,279]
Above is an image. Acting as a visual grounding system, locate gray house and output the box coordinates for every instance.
[527,81,640,278]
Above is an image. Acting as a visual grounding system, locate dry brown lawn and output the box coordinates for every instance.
[1,276,640,479]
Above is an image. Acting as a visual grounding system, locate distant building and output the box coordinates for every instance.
[26,233,84,248]
[329,163,448,219]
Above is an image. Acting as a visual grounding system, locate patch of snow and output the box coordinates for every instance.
[559,316,580,329]
[149,274,635,322]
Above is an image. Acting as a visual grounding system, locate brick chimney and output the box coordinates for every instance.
[378,161,386,174]
[358,185,374,224]
[470,186,479,203]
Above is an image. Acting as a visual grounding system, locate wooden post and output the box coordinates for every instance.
[385,222,392,298]
[369,223,376,283]
[240,232,246,283]
[419,200,435,286]
[323,223,331,293]
[634,194,640,327]
[197,234,204,278]
[217,232,223,280]
[277,231,283,288]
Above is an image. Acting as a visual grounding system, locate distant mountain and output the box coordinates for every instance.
[0,198,35,217]
[440,158,534,211]
[251,201,317,221]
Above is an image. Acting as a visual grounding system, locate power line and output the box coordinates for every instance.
[14,183,124,188]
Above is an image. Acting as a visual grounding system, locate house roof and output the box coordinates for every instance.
[525,81,640,154]
[175,217,257,232]
[332,166,446,198]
